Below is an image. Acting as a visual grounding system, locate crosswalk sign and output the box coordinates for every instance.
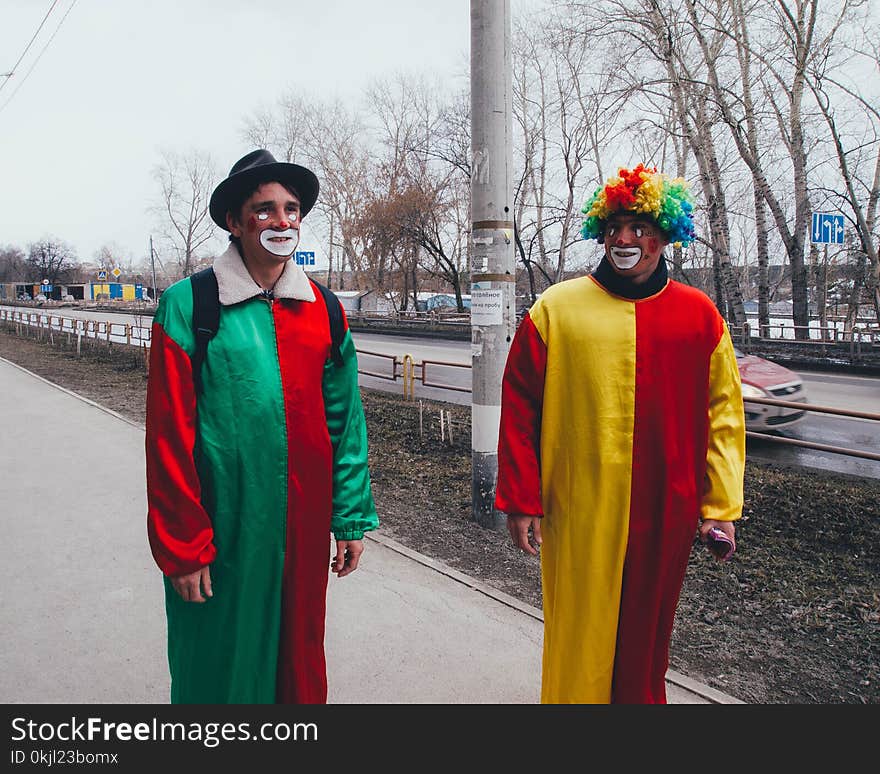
[811,213,845,244]
[97,270,107,280]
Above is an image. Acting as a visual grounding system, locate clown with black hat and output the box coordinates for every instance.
[496,165,745,704]
[146,150,378,704]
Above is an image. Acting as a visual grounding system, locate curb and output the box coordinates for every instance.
[367,531,746,705]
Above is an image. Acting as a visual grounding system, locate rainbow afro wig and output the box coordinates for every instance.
[580,164,696,247]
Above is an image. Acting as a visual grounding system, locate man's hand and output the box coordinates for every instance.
[170,566,213,603]
[507,514,543,556]
[331,539,364,578]
[699,519,736,558]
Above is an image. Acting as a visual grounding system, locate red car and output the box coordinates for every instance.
[735,348,808,432]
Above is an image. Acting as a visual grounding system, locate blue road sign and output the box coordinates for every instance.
[295,251,316,266]
[810,212,845,245]
[97,269,108,280]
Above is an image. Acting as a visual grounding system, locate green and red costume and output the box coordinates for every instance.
[146,245,377,704]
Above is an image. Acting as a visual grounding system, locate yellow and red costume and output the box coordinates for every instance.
[496,170,745,702]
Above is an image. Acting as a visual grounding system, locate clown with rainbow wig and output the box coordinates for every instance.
[496,165,745,703]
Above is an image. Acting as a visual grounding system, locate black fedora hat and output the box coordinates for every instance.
[209,149,320,230]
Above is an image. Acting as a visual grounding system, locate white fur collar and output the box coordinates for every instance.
[213,243,315,306]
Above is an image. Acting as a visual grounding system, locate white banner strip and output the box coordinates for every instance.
[471,403,502,453]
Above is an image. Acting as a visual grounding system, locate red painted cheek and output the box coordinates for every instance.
[246,216,259,234]
[648,238,659,252]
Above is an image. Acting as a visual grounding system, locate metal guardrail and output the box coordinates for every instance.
[745,430,880,462]
[420,359,472,393]
[742,395,880,462]
[743,394,879,421]
[3,307,877,462]
[0,308,150,350]
[732,319,879,345]
[730,321,879,368]
[354,349,399,381]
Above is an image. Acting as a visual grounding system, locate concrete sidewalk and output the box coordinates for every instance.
[0,357,742,704]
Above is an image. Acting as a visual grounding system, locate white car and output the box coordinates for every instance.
[735,348,808,432]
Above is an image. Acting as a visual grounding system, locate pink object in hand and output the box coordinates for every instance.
[706,527,735,561]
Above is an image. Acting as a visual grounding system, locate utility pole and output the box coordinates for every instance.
[470,0,516,529]
[149,235,158,301]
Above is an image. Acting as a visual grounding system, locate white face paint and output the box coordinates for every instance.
[609,246,642,270]
[259,228,300,257]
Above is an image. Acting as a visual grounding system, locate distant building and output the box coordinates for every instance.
[332,290,371,313]
[0,281,148,302]
[86,282,149,301]
[418,292,471,311]
[323,289,471,314]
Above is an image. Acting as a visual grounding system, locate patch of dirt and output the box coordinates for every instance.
[1,324,877,704]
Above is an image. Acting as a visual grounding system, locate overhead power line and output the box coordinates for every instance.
[0,0,78,116]
[0,0,62,95]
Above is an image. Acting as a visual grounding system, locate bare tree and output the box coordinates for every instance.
[92,242,134,274]
[678,0,747,326]
[363,74,472,308]
[806,27,880,326]
[241,95,311,165]
[688,0,862,337]
[151,148,218,278]
[727,0,774,335]
[26,239,77,284]
[513,17,554,291]
[0,244,26,282]
[573,0,746,323]
[513,11,630,288]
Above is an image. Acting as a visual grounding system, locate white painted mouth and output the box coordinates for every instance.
[609,246,641,270]
[260,228,300,257]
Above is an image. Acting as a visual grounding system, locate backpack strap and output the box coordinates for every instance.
[190,267,220,395]
[312,280,345,367]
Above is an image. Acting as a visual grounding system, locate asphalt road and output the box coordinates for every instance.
[351,332,880,480]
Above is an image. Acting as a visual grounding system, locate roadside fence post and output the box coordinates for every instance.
[402,354,415,400]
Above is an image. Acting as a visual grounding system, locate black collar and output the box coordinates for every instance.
[591,255,669,300]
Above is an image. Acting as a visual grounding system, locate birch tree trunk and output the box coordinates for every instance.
[646,0,745,324]
[754,188,771,337]
[731,0,771,336]
[678,0,815,338]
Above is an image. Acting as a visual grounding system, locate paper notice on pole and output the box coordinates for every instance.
[471,289,504,325]
[472,243,489,272]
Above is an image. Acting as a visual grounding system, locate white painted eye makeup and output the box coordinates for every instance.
[634,226,643,238]
[256,212,270,221]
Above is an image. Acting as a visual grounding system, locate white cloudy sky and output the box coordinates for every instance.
[0,0,473,269]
